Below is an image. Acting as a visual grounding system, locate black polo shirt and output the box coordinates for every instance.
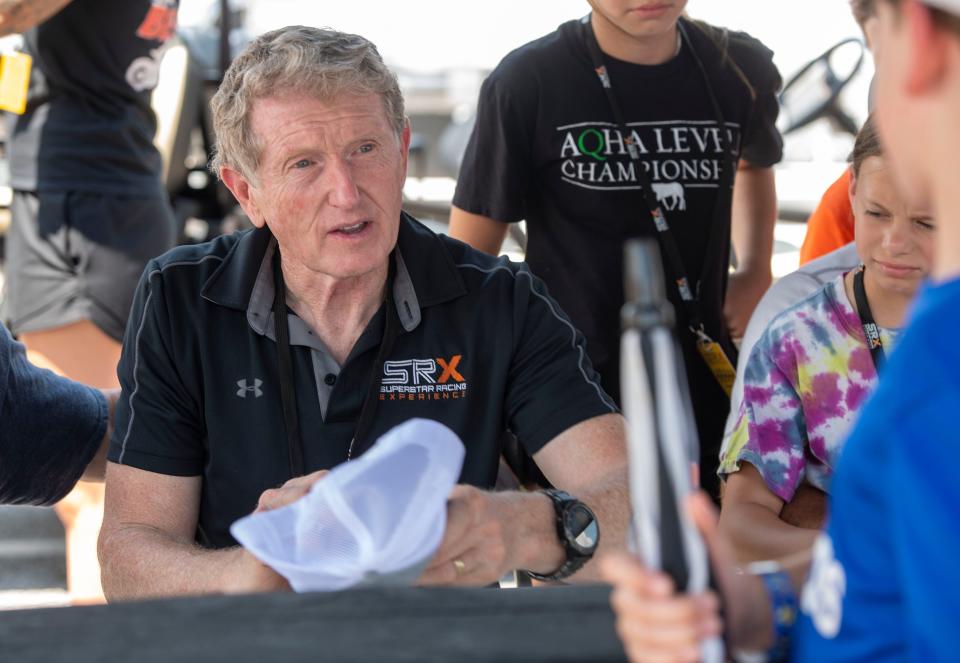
[108,213,617,548]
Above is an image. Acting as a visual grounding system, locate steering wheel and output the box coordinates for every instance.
[778,37,866,136]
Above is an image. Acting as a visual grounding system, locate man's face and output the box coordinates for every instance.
[588,0,688,40]
[237,91,409,280]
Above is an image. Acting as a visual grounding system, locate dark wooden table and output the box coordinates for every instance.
[0,584,627,662]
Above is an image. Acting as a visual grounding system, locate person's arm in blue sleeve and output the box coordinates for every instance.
[0,324,112,506]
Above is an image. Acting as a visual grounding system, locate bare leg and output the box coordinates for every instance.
[22,320,121,389]
[21,320,121,605]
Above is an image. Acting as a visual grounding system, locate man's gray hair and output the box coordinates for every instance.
[209,25,405,180]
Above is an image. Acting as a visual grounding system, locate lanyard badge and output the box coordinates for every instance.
[0,50,31,115]
[693,326,736,397]
[853,266,887,374]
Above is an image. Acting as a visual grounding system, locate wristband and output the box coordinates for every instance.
[746,561,798,663]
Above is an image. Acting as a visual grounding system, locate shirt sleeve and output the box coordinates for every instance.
[451,59,537,224]
[0,325,107,506]
[722,272,824,461]
[727,31,784,168]
[800,168,857,265]
[718,325,808,502]
[504,265,618,456]
[107,260,205,476]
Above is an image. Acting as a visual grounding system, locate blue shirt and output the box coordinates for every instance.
[795,276,960,661]
[0,324,106,505]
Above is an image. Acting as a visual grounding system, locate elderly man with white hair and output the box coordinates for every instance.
[98,25,630,598]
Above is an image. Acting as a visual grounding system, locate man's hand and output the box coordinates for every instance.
[417,486,563,587]
[223,470,331,594]
[255,469,329,512]
[724,268,772,340]
[99,465,331,600]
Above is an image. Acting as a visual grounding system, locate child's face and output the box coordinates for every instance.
[851,155,936,296]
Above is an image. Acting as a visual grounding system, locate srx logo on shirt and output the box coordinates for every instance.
[380,355,468,401]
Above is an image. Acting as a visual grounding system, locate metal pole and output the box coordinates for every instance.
[218,0,231,82]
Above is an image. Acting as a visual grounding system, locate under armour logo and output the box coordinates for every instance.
[237,378,263,398]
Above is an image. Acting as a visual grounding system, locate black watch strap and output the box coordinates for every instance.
[525,489,599,582]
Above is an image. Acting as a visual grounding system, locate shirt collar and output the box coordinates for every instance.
[200,212,466,333]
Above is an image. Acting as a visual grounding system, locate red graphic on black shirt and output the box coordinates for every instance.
[137,1,178,42]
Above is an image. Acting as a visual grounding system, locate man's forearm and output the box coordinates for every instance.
[575,469,630,581]
[0,0,73,36]
[98,524,275,600]
[509,468,630,583]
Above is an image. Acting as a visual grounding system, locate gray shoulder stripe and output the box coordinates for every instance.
[118,254,225,464]
[456,263,617,412]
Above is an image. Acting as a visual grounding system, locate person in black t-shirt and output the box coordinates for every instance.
[450,0,783,499]
[0,0,179,601]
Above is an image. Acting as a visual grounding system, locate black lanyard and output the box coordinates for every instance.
[272,249,399,477]
[581,16,735,338]
[852,266,887,374]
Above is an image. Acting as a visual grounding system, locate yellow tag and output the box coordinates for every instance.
[696,338,736,397]
[0,52,32,115]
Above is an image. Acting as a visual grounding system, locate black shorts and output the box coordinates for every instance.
[2,190,176,342]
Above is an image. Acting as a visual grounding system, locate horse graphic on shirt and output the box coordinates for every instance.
[652,182,686,211]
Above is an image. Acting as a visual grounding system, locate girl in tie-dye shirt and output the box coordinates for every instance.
[717,115,937,562]
[719,276,899,500]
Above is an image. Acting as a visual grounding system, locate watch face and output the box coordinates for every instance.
[564,504,599,554]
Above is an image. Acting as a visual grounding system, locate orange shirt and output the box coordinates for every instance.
[799,168,856,265]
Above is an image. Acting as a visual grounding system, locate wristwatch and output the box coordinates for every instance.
[525,489,600,581]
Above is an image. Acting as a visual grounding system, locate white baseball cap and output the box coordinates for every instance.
[231,418,465,592]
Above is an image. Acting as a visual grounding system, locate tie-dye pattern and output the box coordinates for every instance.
[719,274,898,502]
